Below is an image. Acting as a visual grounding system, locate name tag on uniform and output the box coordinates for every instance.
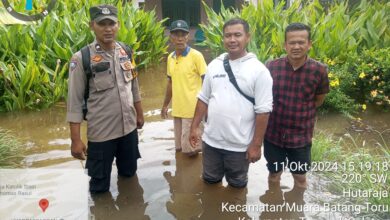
[120,60,133,70]
[120,60,134,82]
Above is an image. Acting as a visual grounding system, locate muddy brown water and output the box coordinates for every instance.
[0,58,389,219]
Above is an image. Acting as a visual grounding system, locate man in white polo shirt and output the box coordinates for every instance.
[189,18,273,188]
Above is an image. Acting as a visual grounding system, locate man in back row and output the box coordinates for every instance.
[161,20,207,156]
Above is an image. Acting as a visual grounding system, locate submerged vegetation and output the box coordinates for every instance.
[0,128,25,168]
[311,130,390,219]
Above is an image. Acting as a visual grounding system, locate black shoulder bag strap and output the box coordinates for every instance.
[81,45,91,120]
[117,41,133,61]
[223,55,255,105]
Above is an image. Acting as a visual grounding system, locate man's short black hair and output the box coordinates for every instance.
[223,18,250,34]
[285,23,311,41]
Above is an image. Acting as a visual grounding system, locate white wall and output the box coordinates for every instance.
[132,0,145,8]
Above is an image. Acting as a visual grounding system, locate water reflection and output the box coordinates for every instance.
[259,183,305,220]
[316,112,390,150]
[200,184,250,220]
[164,153,203,219]
[91,175,149,220]
[164,153,251,220]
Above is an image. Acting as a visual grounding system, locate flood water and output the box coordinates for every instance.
[0,53,389,219]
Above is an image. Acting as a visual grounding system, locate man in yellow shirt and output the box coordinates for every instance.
[161,20,207,156]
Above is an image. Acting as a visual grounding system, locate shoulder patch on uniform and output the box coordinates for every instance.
[120,48,127,56]
[70,59,78,72]
[92,55,103,63]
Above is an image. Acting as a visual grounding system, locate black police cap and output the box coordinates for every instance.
[89,4,118,22]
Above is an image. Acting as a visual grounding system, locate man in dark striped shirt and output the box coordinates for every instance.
[264,23,329,190]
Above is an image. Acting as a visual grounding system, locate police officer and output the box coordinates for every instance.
[66,4,144,193]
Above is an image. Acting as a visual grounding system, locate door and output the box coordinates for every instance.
[162,0,201,27]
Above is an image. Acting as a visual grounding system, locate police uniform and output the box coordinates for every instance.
[66,4,142,193]
[67,41,140,141]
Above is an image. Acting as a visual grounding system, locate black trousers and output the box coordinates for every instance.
[86,129,140,193]
[264,139,311,175]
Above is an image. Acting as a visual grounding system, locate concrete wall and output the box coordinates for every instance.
[201,0,213,24]
[144,0,163,20]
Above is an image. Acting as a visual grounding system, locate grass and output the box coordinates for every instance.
[311,130,390,219]
[0,128,25,168]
